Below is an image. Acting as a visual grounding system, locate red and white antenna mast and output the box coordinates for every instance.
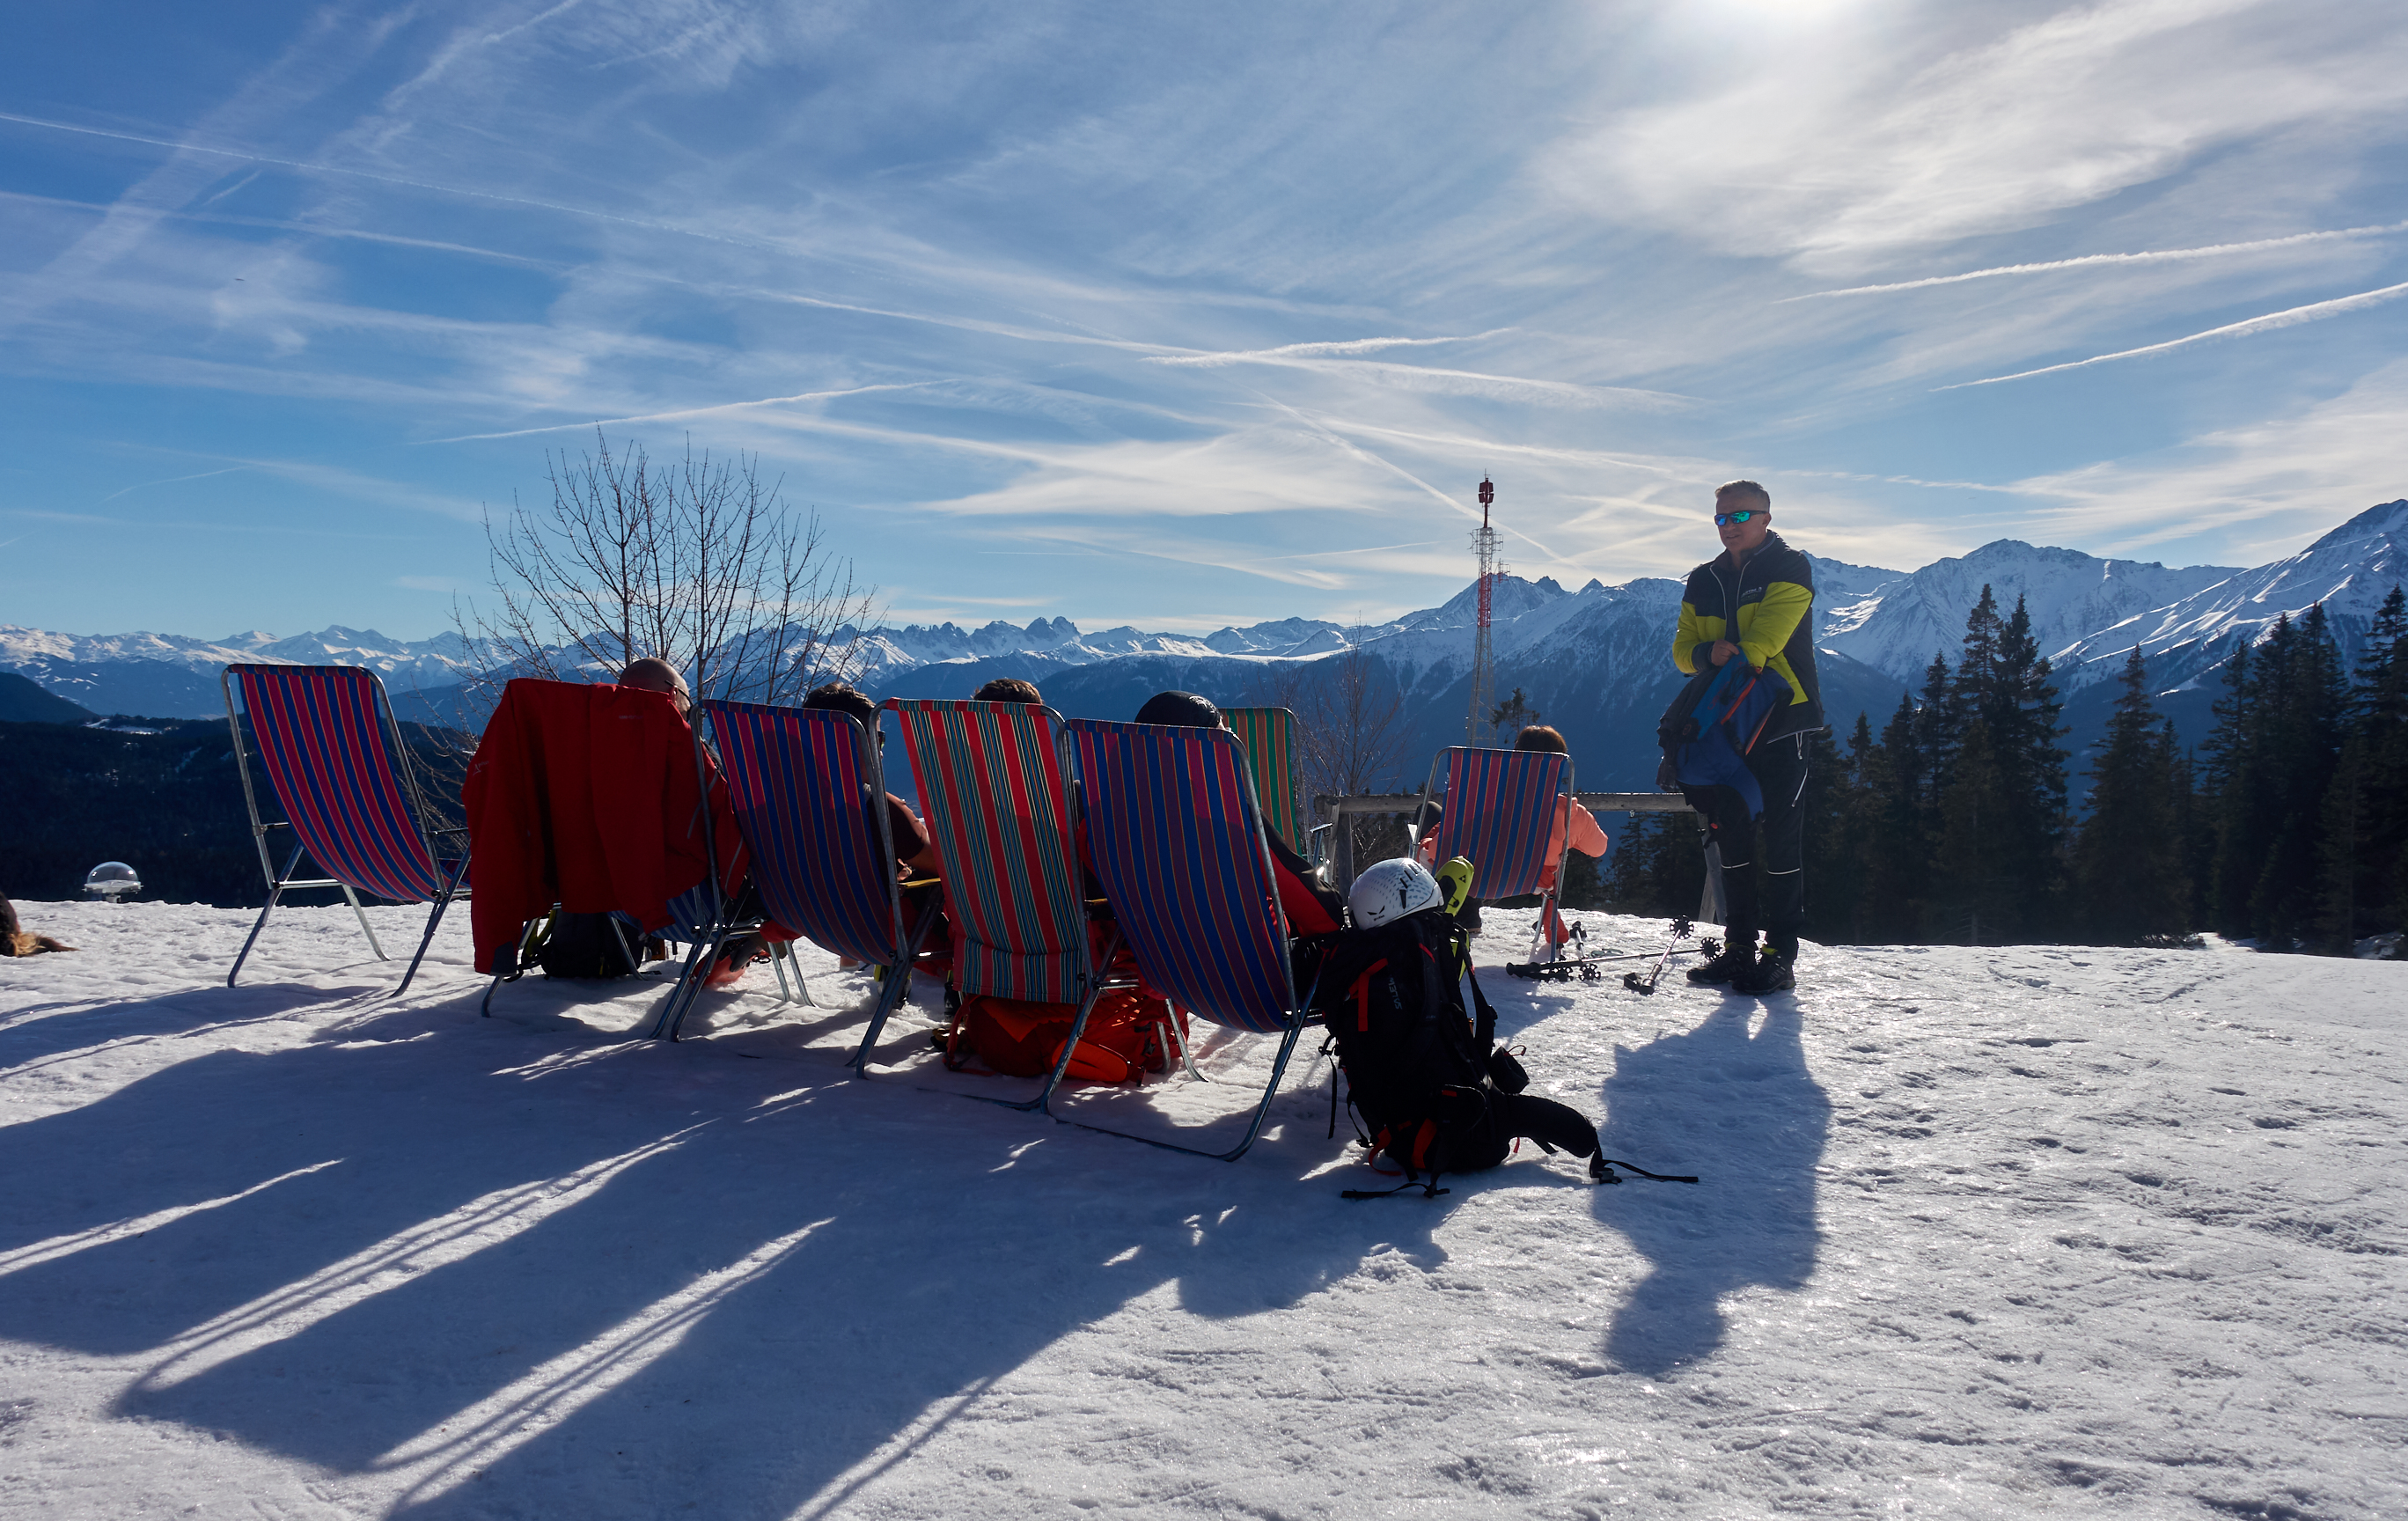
[1465,475,1502,744]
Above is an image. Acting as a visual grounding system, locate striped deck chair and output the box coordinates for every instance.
[879,699,1117,1098]
[1222,707,1305,855]
[222,664,469,995]
[651,699,936,1049]
[1416,746,1575,961]
[1062,718,1313,1160]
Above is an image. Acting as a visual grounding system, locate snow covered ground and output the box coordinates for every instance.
[3,899,2401,1520]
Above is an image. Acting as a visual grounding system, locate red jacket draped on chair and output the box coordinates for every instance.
[462,680,746,973]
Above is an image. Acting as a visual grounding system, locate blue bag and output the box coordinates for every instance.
[1659,659,1793,818]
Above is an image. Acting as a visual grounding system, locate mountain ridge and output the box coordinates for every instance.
[6,501,2401,790]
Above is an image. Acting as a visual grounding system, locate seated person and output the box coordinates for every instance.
[618,656,692,715]
[1415,724,1607,944]
[973,677,1043,705]
[618,656,768,984]
[802,682,942,876]
[801,682,951,973]
[1133,690,1346,939]
[1509,725,1610,893]
[1511,725,1609,945]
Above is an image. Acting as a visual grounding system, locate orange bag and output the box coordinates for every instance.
[948,989,1187,1084]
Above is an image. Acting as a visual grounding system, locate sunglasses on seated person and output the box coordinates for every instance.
[1713,509,1764,526]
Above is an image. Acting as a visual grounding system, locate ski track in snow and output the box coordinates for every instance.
[1,900,2401,1519]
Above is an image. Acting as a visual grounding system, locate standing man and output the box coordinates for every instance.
[1671,481,1824,993]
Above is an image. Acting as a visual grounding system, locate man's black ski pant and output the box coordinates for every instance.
[1697,731,1810,959]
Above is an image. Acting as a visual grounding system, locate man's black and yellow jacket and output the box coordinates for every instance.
[1671,530,1824,741]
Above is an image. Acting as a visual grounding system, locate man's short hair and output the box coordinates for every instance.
[1513,724,1567,754]
[802,681,877,722]
[1715,480,1771,511]
[973,677,1042,705]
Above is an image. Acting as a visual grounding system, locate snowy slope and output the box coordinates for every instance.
[2052,499,2408,682]
[1819,543,2239,688]
[4,900,2400,1520]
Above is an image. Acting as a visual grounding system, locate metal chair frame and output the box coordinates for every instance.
[650,700,930,1049]
[222,664,468,996]
[878,699,1133,1107]
[1046,718,1320,1161]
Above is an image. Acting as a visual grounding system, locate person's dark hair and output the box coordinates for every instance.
[1514,724,1567,754]
[802,681,877,722]
[1714,479,1771,511]
[973,678,1042,705]
[1134,691,1223,729]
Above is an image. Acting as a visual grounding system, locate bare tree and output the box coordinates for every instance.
[452,432,879,723]
[1250,620,1410,866]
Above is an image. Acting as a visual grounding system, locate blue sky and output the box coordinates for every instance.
[4,0,2406,641]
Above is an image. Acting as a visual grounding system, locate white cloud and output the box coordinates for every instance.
[1558,0,2408,266]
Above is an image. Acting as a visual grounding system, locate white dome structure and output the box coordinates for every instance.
[83,861,142,902]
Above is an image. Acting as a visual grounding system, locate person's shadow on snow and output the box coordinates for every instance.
[1594,996,1827,1378]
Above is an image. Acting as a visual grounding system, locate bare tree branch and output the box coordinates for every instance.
[451,431,880,731]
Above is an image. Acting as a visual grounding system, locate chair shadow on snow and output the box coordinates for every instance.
[1588,993,1830,1378]
[0,977,1430,1518]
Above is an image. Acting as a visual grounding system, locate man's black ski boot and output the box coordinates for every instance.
[1731,945,1795,995]
[1685,937,1756,985]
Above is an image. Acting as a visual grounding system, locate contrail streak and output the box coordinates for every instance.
[1936,280,2408,390]
[0,110,753,248]
[1149,330,1512,365]
[1785,222,2408,301]
[416,382,942,443]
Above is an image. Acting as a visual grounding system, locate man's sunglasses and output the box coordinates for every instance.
[1714,509,1764,526]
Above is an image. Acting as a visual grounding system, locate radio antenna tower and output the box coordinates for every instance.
[1465,475,1502,744]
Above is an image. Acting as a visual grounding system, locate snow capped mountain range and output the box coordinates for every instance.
[6,502,2402,785]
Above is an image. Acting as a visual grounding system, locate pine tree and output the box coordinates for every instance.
[1932,587,2068,941]
[2202,636,2264,937]
[1831,713,1884,942]
[2315,733,2366,952]
[2346,585,2408,939]
[2165,724,2208,934]
[2071,648,2183,942]
[1866,692,1933,940]
[1795,726,1854,942]
[1936,718,2011,944]
[2248,606,2347,948]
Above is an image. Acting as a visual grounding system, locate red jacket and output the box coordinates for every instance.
[463,680,746,973]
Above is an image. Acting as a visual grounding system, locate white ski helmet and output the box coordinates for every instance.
[1348,857,1443,929]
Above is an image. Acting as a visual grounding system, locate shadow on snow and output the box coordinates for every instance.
[0,979,1441,1517]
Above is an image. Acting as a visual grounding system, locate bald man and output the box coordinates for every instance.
[619,657,691,715]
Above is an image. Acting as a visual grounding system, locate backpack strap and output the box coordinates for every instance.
[1463,947,1498,1050]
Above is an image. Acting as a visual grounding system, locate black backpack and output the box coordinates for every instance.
[536,911,643,979]
[1314,907,1529,1194]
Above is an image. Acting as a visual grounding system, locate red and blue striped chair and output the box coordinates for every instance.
[222,664,469,994]
[879,699,1120,1098]
[1417,746,1574,960]
[1063,717,1314,1160]
[655,698,936,1051]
